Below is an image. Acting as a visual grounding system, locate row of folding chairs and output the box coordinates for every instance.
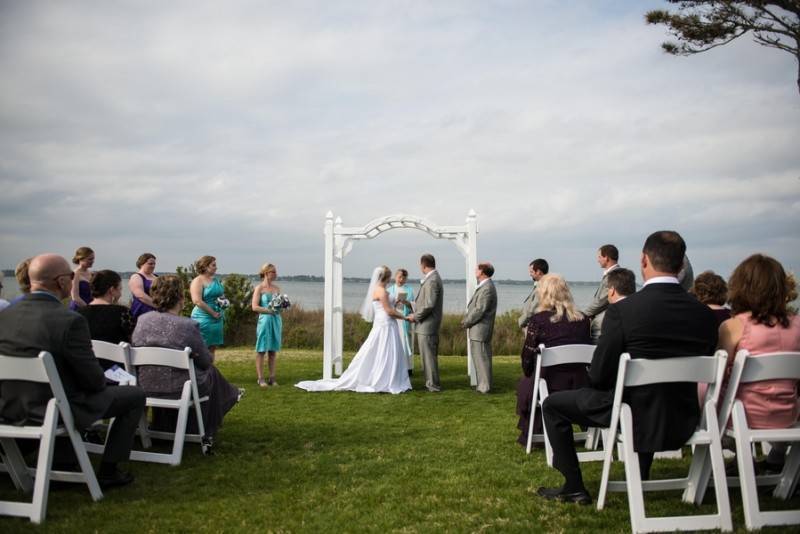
[0,341,210,523]
[524,344,800,533]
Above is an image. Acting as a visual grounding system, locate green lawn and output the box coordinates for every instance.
[1,348,797,533]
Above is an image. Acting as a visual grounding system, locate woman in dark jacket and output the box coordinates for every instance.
[516,274,591,446]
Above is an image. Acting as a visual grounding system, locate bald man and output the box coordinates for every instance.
[0,254,146,489]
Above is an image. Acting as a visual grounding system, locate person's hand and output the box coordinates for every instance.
[213,310,221,319]
[407,314,415,323]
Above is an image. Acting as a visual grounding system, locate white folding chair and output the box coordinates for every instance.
[713,350,800,530]
[525,344,604,465]
[0,352,103,524]
[83,341,152,456]
[127,346,210,465]
[596,351,732,533]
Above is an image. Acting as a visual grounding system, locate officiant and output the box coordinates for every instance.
[387,268,414,376]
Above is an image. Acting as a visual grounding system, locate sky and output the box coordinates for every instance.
[1,1,798,282]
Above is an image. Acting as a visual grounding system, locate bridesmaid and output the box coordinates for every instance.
[387,268,414,374]
[190,255,225,356]
[252,263,282,387]
[129,252,158,321]
[69,246,95,310]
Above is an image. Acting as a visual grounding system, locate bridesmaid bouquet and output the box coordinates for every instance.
[268,294,291,313]
[216,296,231,310]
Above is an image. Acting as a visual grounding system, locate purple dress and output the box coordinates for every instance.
[130,273,157,320]
[68,279,93,310]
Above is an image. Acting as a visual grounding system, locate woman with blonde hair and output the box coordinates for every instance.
[190,255,225,356]
[252,262,282,387]
[69,246,95,310]
[516,274,591,446]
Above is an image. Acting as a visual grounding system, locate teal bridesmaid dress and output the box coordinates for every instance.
[191,278,224,347]
[255,292,282,352]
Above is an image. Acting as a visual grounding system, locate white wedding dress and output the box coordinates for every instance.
[295,297,412,394]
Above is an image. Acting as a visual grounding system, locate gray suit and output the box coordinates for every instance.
[414,270,443,391]
[463,280,497,393]
[583,264,619,335]
[517,282,538,328]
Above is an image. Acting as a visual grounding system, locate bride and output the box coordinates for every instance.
[295,266,412,394]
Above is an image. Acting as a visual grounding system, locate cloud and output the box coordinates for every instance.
[1,1,798,281]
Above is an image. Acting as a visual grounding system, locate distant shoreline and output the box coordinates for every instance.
[0,269,597,286]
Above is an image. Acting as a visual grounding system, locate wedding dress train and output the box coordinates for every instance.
[295,298,411,394]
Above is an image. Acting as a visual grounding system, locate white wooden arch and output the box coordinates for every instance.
[322,210,479,384]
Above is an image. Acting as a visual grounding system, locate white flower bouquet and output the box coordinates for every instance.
[216,296,231,310]
[268,294,291,313]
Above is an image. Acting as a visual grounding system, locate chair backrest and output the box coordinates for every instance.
[610,351,728,431]
[539,344,595,367]
[717,350,800,431]
[128,346,193,370]
[622,353,723,387]
[0,351,78,430]
[91,340,131,368]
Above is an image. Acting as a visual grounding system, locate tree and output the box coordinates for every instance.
[646,1,800,96]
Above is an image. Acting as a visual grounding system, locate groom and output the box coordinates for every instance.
[410,253,443,392]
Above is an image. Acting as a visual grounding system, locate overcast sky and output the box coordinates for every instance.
[1,1,798,282]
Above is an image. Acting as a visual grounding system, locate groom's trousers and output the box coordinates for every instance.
[417,333,441,392]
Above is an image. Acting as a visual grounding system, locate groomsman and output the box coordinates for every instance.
[583,244,620,334]
[410,254,444,392]
[461,263,498,393]
[518,258,548,329]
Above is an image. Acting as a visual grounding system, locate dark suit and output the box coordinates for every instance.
[0,292,145,464]
[542,282,717,484]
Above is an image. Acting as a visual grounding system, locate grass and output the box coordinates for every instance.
[1,348,798,533]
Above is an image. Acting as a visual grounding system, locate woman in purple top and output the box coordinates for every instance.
[129,252,158,320]
[69,246,94,310]
[516,274,591,446]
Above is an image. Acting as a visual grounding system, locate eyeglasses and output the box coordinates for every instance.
[52,272,75,282]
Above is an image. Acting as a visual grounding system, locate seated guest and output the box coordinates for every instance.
[690,270,731,327]
[539,231,717,505]
[718,254,800,469]
[132,275,241,446]
[7,257,32,306]
[590,268,636,343]
[78,269,134,369]
[0,272,9,311]
[516,274,590,446]
[0,254,145,488]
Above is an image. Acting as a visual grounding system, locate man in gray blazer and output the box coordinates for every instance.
[0,254,146,488]
[583,244,620,334]
[518,258,548,329]
[410,254,443,392]
[461,262,498,393]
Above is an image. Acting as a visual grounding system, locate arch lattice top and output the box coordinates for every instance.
[329,211,476,241]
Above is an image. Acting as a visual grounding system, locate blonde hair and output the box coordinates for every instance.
[72,246,94,265]
[379,266,391,284]
[259,263,276,279]
[536,274,584,323]
[195,255,216,274]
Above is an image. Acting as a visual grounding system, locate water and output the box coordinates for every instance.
[1,277,599,314]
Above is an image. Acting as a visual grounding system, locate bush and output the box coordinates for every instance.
[222,274,255,345]
[223,305,526,356]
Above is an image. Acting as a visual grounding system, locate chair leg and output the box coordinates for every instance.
[525,373,541,454]
[774,443,800,500]
[597,419,620,510]
[137,411,152,449]
[733,404,762,530]
[0,437,34,493]
[30,407,59,524]
[619,405,647,532]
[705,403,733,532]
[63,417,102,501]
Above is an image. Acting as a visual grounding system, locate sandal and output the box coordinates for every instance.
[267,378,278,386]
[257,379,268,388]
